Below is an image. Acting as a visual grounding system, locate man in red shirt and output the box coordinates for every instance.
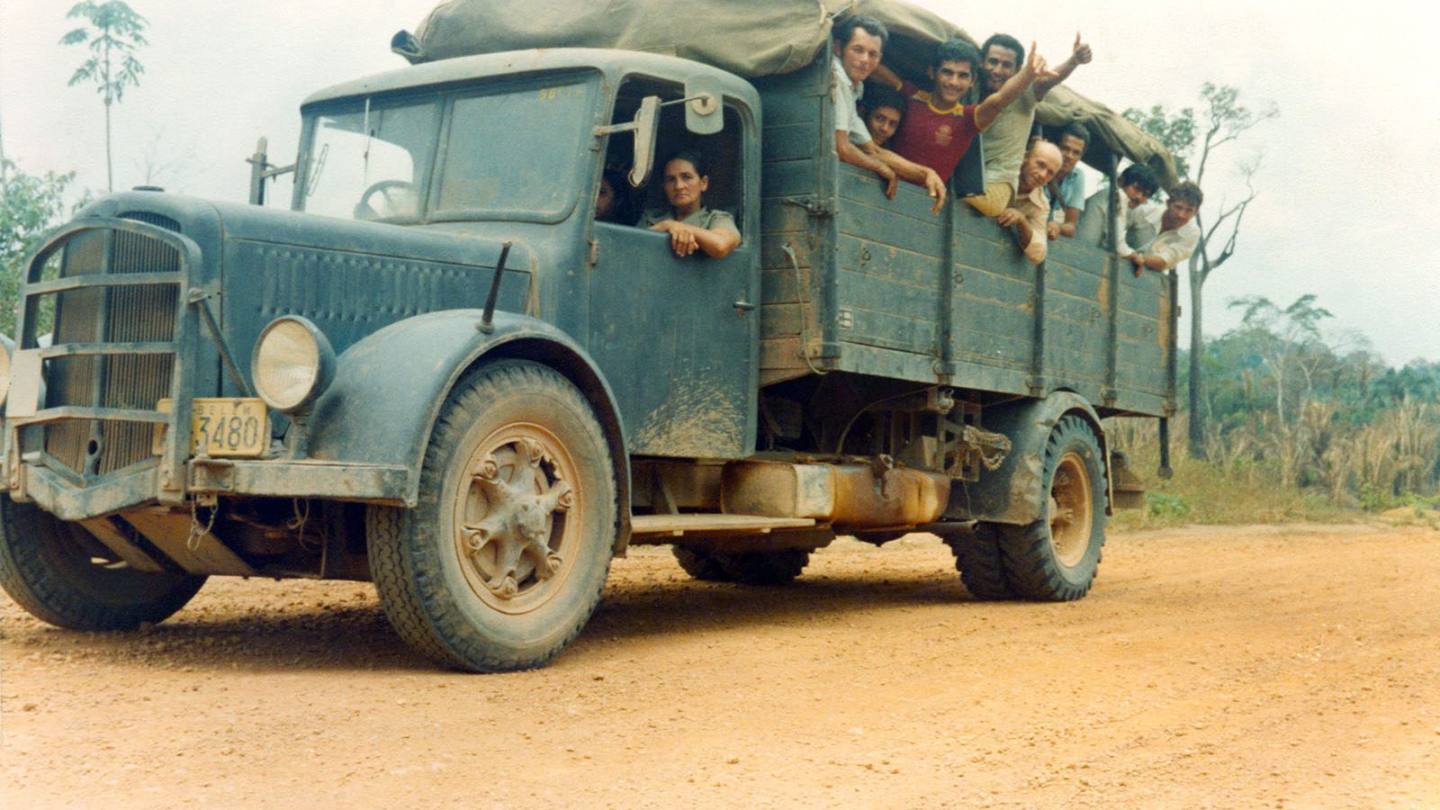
[871,38,1052,184]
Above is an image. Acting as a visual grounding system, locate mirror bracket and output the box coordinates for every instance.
[592,95,662,188]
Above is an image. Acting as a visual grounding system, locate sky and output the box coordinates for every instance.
[3,0,1438,365]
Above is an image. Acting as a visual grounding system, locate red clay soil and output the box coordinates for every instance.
[3,523,1438,808]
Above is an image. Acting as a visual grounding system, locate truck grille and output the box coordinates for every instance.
[42,213,182,478]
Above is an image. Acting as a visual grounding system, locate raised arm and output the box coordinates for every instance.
[974,42,1053,131]
[1033,33,1091,101]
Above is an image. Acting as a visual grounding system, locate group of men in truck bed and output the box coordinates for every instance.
[830,16,1203,271]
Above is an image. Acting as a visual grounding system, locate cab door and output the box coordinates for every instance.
[588,217,757,459]
[586,96,758,459]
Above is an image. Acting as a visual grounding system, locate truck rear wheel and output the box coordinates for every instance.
[719,548,810,585]
[367,360,617,672]
[0,497,206,630]
[943,523,1016,601]
[995,415,1108,601]
[672,545,810,585]
[672,545,736,582]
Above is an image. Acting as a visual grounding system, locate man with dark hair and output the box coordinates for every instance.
[1124,181,1203,275]
[830,15,897,198]
[861,84,908,148]
[966,32,1092,217]
[1076,162,1160,249]
[996,139,1062,264]
[869,37,1048,186]
[1046,123,1089,239]
[859,85,947,213]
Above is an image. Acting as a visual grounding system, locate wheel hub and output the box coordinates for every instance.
[455,435,575,608]
[1047,452,1093,567]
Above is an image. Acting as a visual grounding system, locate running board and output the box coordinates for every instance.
[629,513,817,539]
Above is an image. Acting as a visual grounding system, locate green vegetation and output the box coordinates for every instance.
[0,160,78,336]
[1110,293,1440,529]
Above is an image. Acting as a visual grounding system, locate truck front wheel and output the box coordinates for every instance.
[367,360,617,672]
[995,415,1108,601]
[0,498,206,630]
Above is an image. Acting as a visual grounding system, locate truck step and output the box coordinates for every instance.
[630,513,817,538]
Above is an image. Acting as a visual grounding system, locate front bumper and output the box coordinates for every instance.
[8,453,410,522]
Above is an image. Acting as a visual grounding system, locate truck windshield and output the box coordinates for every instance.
[300,100,440,222]
[432,76,596,220]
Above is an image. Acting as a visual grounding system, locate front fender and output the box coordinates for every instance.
[305,310,629,523]
[957,391,1108,524]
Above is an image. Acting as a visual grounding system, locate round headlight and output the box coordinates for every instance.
[252,316,334,413]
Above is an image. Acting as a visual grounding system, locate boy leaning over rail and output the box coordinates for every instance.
[859,84,947,214]
[1121,181,1203,276]
[869,38,1050,198]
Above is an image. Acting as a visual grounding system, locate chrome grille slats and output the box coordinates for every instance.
[44,230,107,471]
[98,222,181,474]
[38,213,183,478]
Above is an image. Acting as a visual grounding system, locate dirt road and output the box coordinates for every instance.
[2,523,1438,809]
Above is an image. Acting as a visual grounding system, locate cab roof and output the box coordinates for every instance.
[302,47,760,111]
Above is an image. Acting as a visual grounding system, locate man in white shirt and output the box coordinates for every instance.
[831,16,897,198]
[1123,182,1203,275]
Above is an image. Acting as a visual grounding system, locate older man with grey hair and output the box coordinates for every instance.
[995,140,1062,264]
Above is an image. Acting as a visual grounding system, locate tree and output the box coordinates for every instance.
[1,161,78,336]
[1228,294,1334,425]
[1125,84,1278,459]
[0,97,8,181]
[60,0,148,193]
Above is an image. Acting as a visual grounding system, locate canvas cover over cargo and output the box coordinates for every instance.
[397,0,1180,187]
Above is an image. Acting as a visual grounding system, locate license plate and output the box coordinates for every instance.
[152,398,270,458]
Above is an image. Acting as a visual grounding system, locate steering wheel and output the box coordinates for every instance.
[354,179,417,221]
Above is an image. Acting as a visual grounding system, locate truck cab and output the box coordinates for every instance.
[289,49,766,459]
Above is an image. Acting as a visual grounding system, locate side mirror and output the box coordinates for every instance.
[683,76,723,135]
[628,96,661,188]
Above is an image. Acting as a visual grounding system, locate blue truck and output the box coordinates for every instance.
[0,35,1175,671]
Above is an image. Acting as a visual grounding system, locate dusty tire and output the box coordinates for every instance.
[719,548,810,586]
[672,545,735,582]
[367,360,617,672]
[0,497,206,630]
[996,415,1107,601]
[944,523,1016,601]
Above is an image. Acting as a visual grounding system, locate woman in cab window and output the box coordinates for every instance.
[638,150,741,258]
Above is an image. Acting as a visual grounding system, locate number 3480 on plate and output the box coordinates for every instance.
[152,398,270,458]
